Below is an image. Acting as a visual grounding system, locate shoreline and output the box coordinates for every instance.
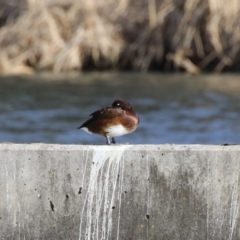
[0,0,239,74]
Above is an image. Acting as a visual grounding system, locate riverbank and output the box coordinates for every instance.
[0,0,240,74]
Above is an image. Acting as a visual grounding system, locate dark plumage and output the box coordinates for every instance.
[78,99,139,144]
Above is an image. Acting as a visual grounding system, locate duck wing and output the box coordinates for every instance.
[78,107,122,129]
[89,107,122,118]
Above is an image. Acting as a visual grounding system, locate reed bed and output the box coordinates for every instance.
[0,0,240,74]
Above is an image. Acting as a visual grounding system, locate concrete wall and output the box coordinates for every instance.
[0,143,240,240]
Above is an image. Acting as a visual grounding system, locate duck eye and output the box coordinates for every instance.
[117,103,120,106]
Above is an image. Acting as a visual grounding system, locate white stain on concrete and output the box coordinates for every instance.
[4,159,9,203]
[229,179,239,240]
[146,154,150,240]
[79,145,130,240]
[116,151,125,240]
[81,149,89,190]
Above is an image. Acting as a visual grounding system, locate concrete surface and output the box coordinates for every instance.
[0,143,240,240]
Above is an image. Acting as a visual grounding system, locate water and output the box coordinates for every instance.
[1,72,240,145]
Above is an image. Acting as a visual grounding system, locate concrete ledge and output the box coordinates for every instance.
[1,144,240,239]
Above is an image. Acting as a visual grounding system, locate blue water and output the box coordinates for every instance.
[1,73,240,144]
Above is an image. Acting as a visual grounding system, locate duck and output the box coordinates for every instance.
[78,99,140,144]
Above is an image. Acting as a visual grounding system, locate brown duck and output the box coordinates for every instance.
[78,99,140,144]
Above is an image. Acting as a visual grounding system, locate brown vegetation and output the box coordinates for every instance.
[0,0,240,74]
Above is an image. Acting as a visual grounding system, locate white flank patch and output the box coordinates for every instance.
[106,124,131,137]
[81,127,93,134]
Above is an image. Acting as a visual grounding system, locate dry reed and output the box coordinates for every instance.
[0,0,240,74]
